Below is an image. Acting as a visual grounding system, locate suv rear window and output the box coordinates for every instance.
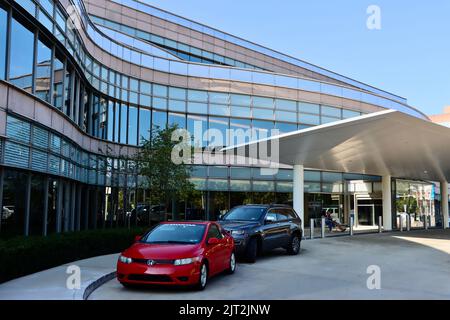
[269,208,297,221]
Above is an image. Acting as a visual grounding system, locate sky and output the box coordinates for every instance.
[143,0,450,116]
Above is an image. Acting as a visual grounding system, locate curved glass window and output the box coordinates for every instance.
[53,55,64,110]
[0,7,6,79]
[36,38,52,103]
[168,112,186,129]
[9,17,34,92]
[107,101,115,141]
[152,110,167,130]
[119,103,128,144]
[138,108,151,145]
[128,105,138,145]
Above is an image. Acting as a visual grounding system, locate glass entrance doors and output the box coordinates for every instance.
[395,179,436,229]
[357,199,382,226]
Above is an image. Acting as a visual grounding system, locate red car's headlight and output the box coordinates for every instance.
[119,255,132,264]
[173,257,201,266]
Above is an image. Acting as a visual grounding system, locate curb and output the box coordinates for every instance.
[82,271,116,300]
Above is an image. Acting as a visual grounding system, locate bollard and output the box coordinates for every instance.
[424,215,428,230]
[310,219,314,239]
[321,217,326,238]
[350,216,354,236]
[400,215,403,232]
[378,216,382,233]
[406,214,411,231]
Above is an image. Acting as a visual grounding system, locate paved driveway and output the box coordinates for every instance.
[89,229,450,300]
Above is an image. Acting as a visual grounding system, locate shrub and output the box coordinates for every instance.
[0,227,149,283]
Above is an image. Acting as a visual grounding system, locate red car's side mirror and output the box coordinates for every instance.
[207,238,219,245]
[134,235,142,242]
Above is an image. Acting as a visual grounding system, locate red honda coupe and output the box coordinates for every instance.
[117,221,236,290]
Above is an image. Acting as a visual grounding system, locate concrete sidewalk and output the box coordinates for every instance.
[0,253,119,300]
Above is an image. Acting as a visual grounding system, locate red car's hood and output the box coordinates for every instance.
[124,242,202,260]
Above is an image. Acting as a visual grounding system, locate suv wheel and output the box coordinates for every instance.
[245,237,258,263]
[226,252,236,274]
[287,233,301,255]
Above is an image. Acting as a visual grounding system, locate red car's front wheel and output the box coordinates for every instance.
[195,263,208,290]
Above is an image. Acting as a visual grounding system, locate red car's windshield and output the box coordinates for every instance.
[141,224,207,245]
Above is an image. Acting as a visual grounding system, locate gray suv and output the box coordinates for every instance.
[218,204,302,263]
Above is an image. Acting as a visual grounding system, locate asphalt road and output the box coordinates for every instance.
[89,229,450,300]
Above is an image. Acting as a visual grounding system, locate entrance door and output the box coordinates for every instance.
[357,204,374,225]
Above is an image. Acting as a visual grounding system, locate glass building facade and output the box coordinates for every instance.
[0,0,438,239]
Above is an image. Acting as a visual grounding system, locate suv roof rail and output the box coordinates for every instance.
[236,203,292,208]
[269,203,292,207]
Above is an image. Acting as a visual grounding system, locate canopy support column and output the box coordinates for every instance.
[441,181,449,229]
[382,175,393,231]
[293,165,305,233]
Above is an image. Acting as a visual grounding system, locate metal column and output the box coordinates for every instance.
[42,178,49,236]
[24,173,32,236]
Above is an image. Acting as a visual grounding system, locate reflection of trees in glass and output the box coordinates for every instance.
[396,180,434,216]
[230,192,253,208]
[253,192,276,204]
[276,193,293,205]
[396,196,418,214]
[208,191,229,220]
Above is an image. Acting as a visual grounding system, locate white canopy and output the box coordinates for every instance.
[224,110,450,182]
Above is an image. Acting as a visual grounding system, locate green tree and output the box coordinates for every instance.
[137,124,196,220]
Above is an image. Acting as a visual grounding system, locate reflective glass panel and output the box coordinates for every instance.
[9,17,34,92]
[153,84,167,97]
[299,102,320,114]
[230,94,251,106]
[64,65,73,117]
[152,110,167,130]
[275,99,296,111]
[128,106,138,145]
[168,112,186,129]
[253,97,273,109]
[322,105,342,118]
[168,87,186,100]
[299,113,320,125]
[275,122,297,133]
[53,55,64,110]
[210,104,230,117]
[208,117,229,147]
[113,102,120,143]
[209,92,229,104]
[139,108,151,145]
[252,120,273,139]
[0,7,6,79]
[343,109,361,119]
[120,104,128,144]
[229,118,252,145]
[107,101,114,142]
[36,38,52,103]
[188,89,208,102]
[187,114,207,148]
